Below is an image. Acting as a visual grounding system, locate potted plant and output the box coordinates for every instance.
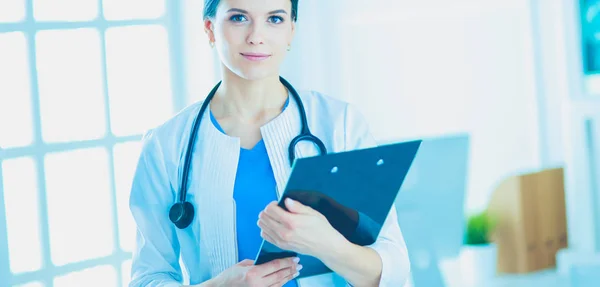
[460,210,498,286]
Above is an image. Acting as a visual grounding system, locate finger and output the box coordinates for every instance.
[285,198,314,215]
[261,232,277,245]
[263,264,299,287]
[263,266,294,287]
[256,257,298,277]
[260,222,282,245]
[267,268,300,287]
[265,202,293,224]
[259,211,287,230]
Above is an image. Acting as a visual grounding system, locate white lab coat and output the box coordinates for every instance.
[128,90,411,287]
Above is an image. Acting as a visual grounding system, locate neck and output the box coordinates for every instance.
[211,69,288,119]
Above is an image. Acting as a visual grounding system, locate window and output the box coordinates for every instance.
[580,0,600,95]
[0,1,185,286]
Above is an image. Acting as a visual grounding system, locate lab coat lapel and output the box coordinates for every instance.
[261,95,304,198]
[190,105,241,277]
[260,95,340,287]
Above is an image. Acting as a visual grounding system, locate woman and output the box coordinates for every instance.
[128,0,411,286]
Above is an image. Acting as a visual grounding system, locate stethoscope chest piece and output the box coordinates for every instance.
[169,201,195,229]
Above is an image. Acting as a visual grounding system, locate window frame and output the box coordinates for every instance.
[0,0,187,286]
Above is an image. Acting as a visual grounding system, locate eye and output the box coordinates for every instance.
[229,14,247,22]
[268,16,284,24]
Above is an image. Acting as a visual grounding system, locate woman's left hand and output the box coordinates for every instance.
[258,198,348,258]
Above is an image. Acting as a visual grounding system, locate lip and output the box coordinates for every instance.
[241,53,271,61]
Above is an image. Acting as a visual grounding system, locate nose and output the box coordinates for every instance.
[247,22,265,45]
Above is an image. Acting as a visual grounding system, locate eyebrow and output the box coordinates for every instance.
[226,8,288,15]
[268,9,288,15]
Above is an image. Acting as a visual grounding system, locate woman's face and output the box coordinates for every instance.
[205,0,296,81]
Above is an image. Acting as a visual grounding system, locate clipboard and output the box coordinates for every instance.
[254,139,422,279]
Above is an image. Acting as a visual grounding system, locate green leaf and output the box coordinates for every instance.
[464,210,497,245]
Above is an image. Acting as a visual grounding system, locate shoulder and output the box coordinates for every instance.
[296,90,347,112]
[295,90,356,123]
[139,100,204,157]
[296,90,377,151]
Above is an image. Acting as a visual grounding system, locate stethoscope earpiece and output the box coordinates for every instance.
[171,76,326,229]
[169,201,195,229]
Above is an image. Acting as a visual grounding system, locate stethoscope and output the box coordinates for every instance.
[169,76,328,229]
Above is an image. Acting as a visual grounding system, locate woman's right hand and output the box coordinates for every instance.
[210,257,302,287]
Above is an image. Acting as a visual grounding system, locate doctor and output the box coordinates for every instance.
[128,0,411,286]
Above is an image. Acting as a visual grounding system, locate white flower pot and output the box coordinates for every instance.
[459,243,497,286]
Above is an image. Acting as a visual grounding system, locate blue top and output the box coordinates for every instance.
[210,98,297,286]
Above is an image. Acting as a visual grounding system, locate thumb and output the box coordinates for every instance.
[285,198,312,214]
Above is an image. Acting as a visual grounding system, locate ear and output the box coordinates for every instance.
[204,18,215,43]
[288,21,296,49]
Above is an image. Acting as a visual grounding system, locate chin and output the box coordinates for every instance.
[221,54,283,81]
[231,66,279,81]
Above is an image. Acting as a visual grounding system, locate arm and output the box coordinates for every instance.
[318,239,383,287]
[340,104,411,286]
[128,130,183,287]
[317,206,409,287]
[364,206,411,286]
[260,200,409,287]
[255,103,412,286]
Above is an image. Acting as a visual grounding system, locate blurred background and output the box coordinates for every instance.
[1,0,600,286]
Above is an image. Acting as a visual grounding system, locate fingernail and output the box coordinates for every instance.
[286,198,294,206]
[293,272,300,278]
[293,257,300,263]
[297,264,303,271]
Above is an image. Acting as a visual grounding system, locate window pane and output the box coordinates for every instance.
[13,282,44,287]
[105,25,173,136]
[2,158,43,274]
[44,148,114,266]
[36,29,106,143]
[113,142,141,252]
[34,0,97,22]
[0,0,26,22]
[53,265,117,287]
[121,259,132,287]
[103,0,165,20]
[0,32,34,148]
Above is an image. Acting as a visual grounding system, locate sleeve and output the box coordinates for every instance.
[128,129,183,287]
[343,104,411,287]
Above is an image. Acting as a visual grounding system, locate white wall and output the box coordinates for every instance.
[334,0,544,213]
[289,0,600,257]
[182,0,216,104]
